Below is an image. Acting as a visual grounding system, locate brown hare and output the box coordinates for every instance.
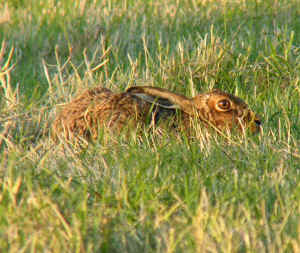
[52,86,261,140]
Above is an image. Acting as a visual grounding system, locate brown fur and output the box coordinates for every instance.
[52,86,261,140]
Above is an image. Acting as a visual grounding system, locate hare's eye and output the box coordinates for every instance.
[216,99,231,111]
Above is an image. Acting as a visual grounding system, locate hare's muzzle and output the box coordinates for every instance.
[248,113,262,134]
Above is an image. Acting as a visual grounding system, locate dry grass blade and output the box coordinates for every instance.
[0,42,18,149]
[0,41,17,108]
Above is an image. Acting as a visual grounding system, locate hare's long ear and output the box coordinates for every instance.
[130,93,179,109]
[126,86,194,113]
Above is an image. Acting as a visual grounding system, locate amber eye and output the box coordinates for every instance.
[216,99,231,111]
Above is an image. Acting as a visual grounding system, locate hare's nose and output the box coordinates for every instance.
[252,115,263,134]
[254,118,261,126]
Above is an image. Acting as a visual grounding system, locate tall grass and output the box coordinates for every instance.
[0,0,300,252]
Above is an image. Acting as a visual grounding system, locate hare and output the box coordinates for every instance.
[52,86,261,140]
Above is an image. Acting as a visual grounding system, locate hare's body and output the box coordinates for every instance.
[52,86,261,140]
[52,87,174,139]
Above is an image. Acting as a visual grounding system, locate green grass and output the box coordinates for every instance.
[1,0,300,252]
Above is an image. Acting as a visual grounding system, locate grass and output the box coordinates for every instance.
[0,0,300,252]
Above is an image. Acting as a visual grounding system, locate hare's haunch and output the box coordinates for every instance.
[52,86,261,140]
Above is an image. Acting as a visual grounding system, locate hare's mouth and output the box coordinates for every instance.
[236,111,262,133]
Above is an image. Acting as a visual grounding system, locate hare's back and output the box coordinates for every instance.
[52,87,149,139]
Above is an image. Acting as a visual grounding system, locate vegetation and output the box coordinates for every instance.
[0,0,300,252]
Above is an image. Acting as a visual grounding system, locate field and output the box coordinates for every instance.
[0,0,300,252]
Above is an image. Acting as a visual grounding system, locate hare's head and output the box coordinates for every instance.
[191,89,261,133]
[127,86,261,134]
